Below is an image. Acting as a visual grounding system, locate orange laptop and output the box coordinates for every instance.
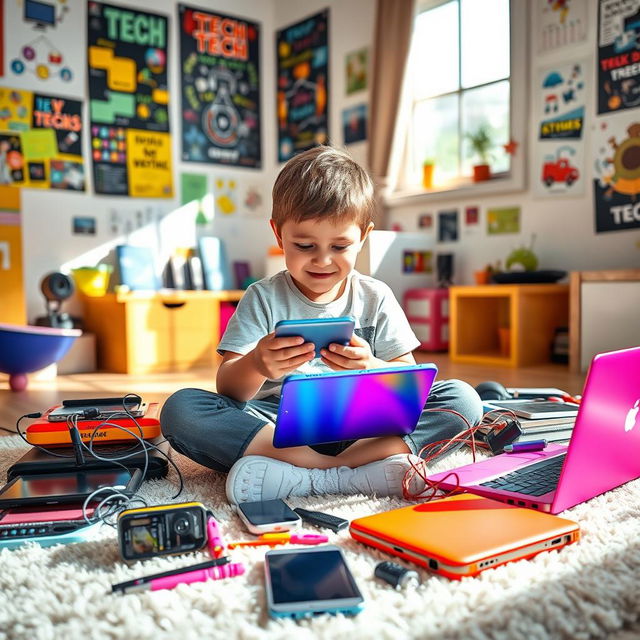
[350,493,580,579]
[25,402,161,446]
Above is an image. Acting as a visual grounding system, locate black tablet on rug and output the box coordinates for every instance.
[7,438,169,481]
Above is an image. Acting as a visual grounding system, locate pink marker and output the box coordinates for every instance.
[207,516,224,558]
[119,562,246,594]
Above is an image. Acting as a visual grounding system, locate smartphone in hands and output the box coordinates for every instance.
[274,317,355,358]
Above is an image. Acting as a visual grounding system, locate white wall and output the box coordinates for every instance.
[385,0,640,285]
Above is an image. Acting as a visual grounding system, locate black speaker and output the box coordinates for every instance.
[436,253,454,287]
[41,272,74,302]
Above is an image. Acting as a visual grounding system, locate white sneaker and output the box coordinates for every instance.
[225,454,425,504]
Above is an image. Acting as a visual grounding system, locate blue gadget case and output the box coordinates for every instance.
[273,363,438,448]
[274,317,355,358]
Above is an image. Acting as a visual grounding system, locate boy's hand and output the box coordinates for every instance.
[320,334,381,371]
[252,332,315,379]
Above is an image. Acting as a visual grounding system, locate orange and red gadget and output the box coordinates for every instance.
[25,402,161,445]
[349,493,580,579]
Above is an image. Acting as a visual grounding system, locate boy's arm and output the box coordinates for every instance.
[320,334,416,371]
[216,334,315,402]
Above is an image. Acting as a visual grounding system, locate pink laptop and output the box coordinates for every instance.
[428,346,640,514]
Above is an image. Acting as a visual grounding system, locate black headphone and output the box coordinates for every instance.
[474,381,512,401]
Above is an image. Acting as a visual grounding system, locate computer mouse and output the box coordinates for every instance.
[474,381,512,401]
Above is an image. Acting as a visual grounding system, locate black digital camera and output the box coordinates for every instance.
[117,502,208,561]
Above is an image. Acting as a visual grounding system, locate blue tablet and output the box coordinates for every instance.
[273,363,438,448]
[274,317,355,358]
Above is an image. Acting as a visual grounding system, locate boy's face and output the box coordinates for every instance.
[271,217,373,303]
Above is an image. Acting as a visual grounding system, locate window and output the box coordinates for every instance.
[398,0,514,191]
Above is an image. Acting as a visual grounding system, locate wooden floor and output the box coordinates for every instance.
[0,353,586,434]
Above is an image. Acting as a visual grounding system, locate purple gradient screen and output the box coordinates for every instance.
[273,365,438,448]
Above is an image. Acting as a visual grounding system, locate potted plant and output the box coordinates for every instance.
[422,158,435,189]
[466,125,493,182]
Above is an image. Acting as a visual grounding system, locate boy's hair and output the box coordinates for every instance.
[272,146,377,232]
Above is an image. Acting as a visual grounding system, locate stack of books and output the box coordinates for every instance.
[476,414,576,452]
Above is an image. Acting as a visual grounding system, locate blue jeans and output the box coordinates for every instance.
[160,379,483,473]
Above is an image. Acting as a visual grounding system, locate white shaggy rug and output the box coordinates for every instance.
[1,435,640,640]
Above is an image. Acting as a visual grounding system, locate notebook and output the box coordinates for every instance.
[428,346,640,513]
[350,493,580,579]
[272,364,438,448]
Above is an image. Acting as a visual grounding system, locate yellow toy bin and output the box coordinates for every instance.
[72,265,113,297]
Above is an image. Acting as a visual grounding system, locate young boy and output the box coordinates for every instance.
[160,146,482,504]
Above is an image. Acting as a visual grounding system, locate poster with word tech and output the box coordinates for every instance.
[0,86,85,190]
[87,1,172,197]
[179,4,261,168]
[276,10,329,162]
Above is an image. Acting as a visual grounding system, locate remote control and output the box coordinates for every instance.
[293,508,349,533]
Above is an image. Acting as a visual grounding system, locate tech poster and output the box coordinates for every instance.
[597,0,640,114]
[87,2,173,197]
[179,4,261,168]
[593,113,640,233]
[3,0,85,96]
[0,86,85,190]
[276,10,329,162]
[533,61,587,198]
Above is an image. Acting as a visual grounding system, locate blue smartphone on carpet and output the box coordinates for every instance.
[274,317,355,358]
[264,546,364,619]
[273,363,438,448]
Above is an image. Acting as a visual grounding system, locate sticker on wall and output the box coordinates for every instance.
[243,183,265,216]
[87,2,172,197]
[465,207,479,225]
[597,0,640,115]
[72,216,96,235]
[437,210,459,243]
[276,10,329,162]
[418,213,433,229]
[342,104,367,145]
[214,176,238,216]
[179,4,261,168]
[403,250,432,273]
[535,0,587,55]
[4,0,82,95]
[180,172,207,206]
[487,207,521,235]
[593,114,640,233]
[345,47,367,95]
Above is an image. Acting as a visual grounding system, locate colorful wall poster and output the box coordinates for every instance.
[346,47,367,94]
[276,10,329,162]
[597,0,640,114]
[593,114,640,233]
[438,210,458,242]
[0,186,26,324]
[87,2,172,197]
[4,0,83,96]
[535,0,587,55]
[487,207,521,235]
[533,61,587,197]
[343,103,367,144]
[179,4,261,168]
[0,86,84,189]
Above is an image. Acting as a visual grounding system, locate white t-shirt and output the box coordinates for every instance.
[218,270,420,399]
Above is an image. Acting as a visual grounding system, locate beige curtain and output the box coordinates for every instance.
[367,0,415,188]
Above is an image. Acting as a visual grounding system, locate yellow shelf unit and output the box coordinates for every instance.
[449,284,569,368]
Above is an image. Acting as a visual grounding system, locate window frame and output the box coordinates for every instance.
[385,0,527,205]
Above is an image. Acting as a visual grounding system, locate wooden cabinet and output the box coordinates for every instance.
[449,284,569,367]
[81,290,243,374]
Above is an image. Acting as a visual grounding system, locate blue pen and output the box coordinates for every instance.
[503,439,547,454]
